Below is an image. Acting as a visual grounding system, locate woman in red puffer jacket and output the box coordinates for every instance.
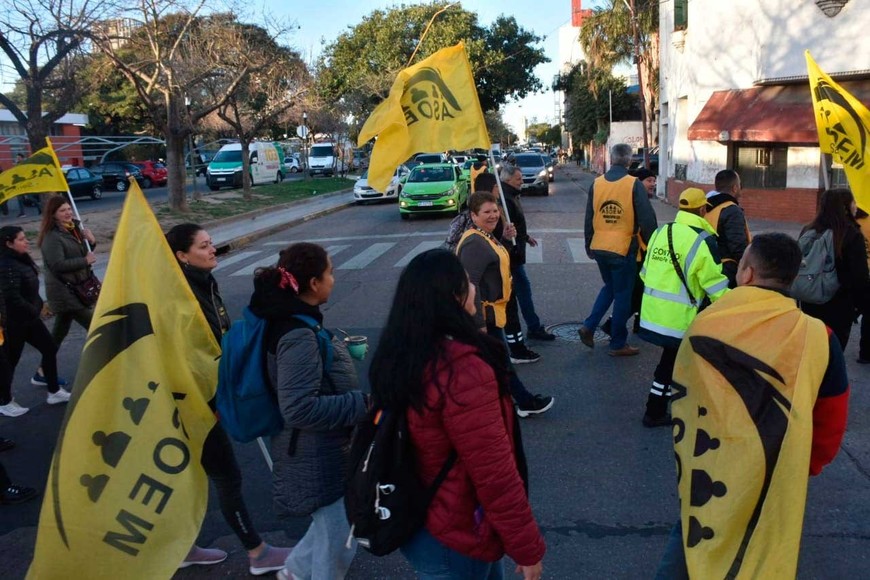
[369,249,545,580]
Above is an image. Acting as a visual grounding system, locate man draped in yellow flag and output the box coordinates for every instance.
[358,42,490,192]
[27,181,220,579]
[0,142,68,204]
[806,51,870,211]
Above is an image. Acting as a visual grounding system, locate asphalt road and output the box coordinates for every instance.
[2,168,870,578]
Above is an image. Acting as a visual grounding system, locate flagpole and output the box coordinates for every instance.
[488,150,512,224]
[46,138,92,252]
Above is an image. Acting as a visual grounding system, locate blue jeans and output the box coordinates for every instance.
[283,497,356,580]
[654,521,689,580]
[583,252,637,349]
[511,265,541,331]
[401,528,505,580]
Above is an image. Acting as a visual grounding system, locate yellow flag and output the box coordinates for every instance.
[806,51,870,210]
[358,42,490,191]
[28,181,221,579]
[0,139,69,203]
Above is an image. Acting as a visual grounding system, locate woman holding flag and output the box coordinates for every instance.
[37,196,98,350]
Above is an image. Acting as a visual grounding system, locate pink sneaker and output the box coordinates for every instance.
[249,543,292,575]
[178,545,228,568]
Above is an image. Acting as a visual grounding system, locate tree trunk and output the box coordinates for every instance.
[239,135,252,200]
[166,135,189,212]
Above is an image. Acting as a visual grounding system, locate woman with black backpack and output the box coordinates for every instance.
[248,242,369,580]
[368,249,545,580]
[799,189,870,349]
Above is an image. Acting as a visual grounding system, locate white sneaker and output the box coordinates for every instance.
[0,401,29,417]
[46,389,71,405]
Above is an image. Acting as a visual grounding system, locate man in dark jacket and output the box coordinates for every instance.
[500,165,555,364]
[705,169,751,287]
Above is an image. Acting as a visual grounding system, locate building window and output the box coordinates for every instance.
[674,0,688,30]
[831,164,849,188]
[734,144,788,188]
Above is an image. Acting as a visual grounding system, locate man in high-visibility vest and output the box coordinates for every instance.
[579,144,657,356]
[637,188,729,427]
[656,233,849,578]
[705,169,751,287]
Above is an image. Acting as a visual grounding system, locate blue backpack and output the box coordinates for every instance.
[216,307,333,443]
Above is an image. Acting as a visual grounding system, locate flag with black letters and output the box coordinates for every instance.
[28,181,220,579]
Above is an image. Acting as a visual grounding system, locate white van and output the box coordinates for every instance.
[206,142,283,191]
[308,142,348,176]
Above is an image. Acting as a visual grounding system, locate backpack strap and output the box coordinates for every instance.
[291,314,334,372]
[667,223,698,308]
[423,450,458,504]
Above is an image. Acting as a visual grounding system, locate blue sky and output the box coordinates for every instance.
[259,0,595,134]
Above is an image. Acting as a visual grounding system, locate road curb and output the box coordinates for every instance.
[201,186,354,230]
[214,195,356,253]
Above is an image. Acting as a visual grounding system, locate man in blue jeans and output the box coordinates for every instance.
[578,144,657,356]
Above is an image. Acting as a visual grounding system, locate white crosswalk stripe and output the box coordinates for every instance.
[393,241,444,267]
[214,251,261,271]
[526,240,543,264]
[566,238,594,264]
[337,242,396,270]
[230,253,279,277]
[325,244,351,256]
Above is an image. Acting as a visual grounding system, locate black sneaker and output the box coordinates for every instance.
[0,438,14,453]
[517,395,554,417]
[0,484,38,505]
[600,317,612,337]
[510,345,541,364]
[527,327,556,341]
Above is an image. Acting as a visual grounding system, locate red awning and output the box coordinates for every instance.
[688,81,870,144]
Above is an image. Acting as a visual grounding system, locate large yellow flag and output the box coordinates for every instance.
[358,42,490,191]
[0,140,68,203]
[28,181,220,579]
[806,51,870,210]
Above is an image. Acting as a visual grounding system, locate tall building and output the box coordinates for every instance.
[659,0,870,222]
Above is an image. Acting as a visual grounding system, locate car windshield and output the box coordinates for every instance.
[408,167,453,183]
[310,145,334,157]
[213,150,242,163]
[360,169,369,179]
[415,155,442,164]
[514,155,544,168]
[463,160,475,169]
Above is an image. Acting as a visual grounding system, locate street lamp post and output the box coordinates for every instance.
[625,0,650,169]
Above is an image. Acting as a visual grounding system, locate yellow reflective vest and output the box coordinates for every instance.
[639,211,729,345]
[590,175,637,257]
[671,286,829,579]
[456,227,512,327]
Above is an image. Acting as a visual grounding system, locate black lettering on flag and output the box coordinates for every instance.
[130,474,174,514]
[153,438,190,475]
[103,509,154,556]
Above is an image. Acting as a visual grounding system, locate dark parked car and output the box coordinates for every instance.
[630,146,659,172]
[63,167,102,200]
[133,161,168,188]
[91,162,146,192]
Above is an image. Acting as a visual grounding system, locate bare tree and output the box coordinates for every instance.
[206,22,309,199]
[90,2,253,211]
[0,0,116,151]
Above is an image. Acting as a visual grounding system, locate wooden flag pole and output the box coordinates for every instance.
[489,150,512,224]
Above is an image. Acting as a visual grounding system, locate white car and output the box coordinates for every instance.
[353,165,410,203]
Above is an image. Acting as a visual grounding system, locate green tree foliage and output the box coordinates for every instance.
[72,58,154,136]
[579,0,659,143]
[0,0,114,150]
[316,2,547,121]
[561,63,638,145]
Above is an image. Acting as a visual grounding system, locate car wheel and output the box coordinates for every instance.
[142,177,152,189]
[116,180,128,192]
[90,185,102,200]
[276,171,283,183]
[400,212,410,221]
[290,166,299,173]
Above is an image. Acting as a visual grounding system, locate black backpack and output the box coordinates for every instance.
[344,408,456,556]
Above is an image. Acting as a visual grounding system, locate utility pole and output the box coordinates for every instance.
[626,0,650,169]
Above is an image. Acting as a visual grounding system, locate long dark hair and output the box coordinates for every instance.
[0,225,37,269]
[37,195,71,247]
[804,188,858,258]
[368,249,509,411]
